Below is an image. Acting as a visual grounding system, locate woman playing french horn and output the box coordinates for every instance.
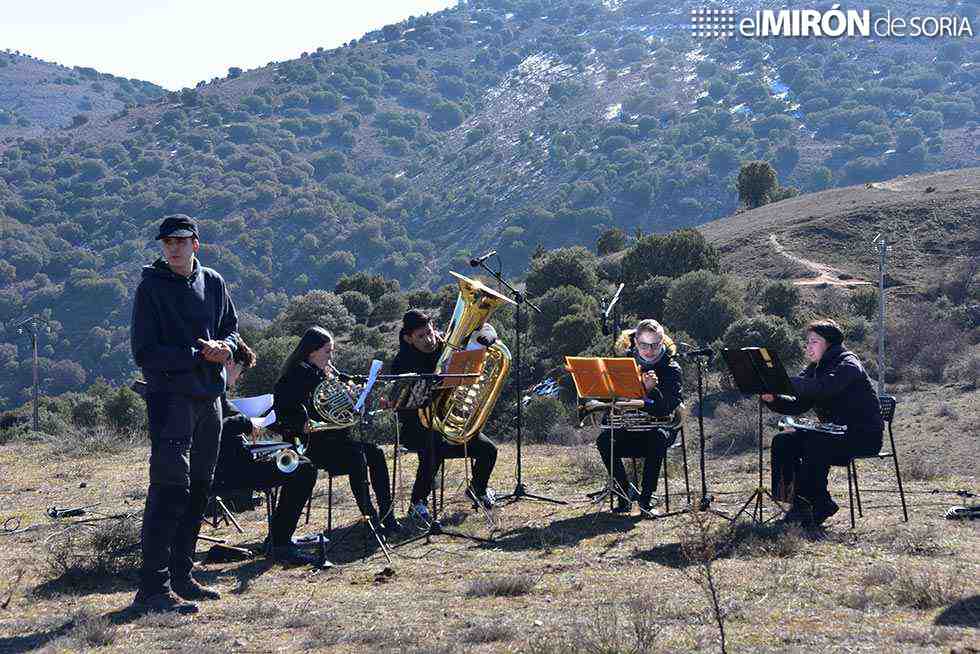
[273,326,399,536]
[595,319,683,514]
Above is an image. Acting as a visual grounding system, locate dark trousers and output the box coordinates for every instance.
[140,394,221,596]
[306,435,392,520]
[771,429,882,507]
[596,428,670,499]
[404,428,498,505]
[216,461,317,547]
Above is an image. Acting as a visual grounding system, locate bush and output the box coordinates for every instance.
[759,281,801,321]
[272,290,355,338]
[622,275,672,322]
[532,285,597,341]
[104,385,145,430]
[339,291,373,324]
[524,396,567,443]
[369,292,408,326]
[524,247,599,298]
[551,313,601,358]
[850,286,879,320]
[620,230,720,287]
[665,271,743,343]
[466,575,537,597]
[721,315,803,369]
[235,336,297,397]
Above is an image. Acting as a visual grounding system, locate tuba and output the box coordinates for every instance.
[422,271,514,444]
[308,364,360,432]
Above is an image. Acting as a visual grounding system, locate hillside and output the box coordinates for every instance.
[0,51,165,138]
[0,0,978,406]
[699,167,980,291]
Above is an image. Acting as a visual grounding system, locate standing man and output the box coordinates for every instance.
[131,214,239,614]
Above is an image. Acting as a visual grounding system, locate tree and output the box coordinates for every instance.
[622,276,672,322]
[369,292,408,326]
[737,160,778,209]
[809,166,832,191]
[596,227,628,255]
[774,144,799,175]
[271,290,354,338]
[524,247,599,298]
[621,230,720,287]
[665,271,743,343]
[429,100,464,130]
[339,291,373,324]
[759,281,801,321]
[894,126,923,153]
[532,285,598,342]
[335,272,399,303]
[721,315,802,368]
[707,143,739,176]
[551,313,600,357]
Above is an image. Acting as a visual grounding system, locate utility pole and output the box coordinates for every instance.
[10,314,47,432]
[871,233,891,397]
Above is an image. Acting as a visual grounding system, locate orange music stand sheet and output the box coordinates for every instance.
[564,356,645,400]
[438,348,486,388]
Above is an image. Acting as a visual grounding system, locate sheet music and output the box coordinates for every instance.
[354,359,383,412]
[251,410,276,429]
[229,393,274,418]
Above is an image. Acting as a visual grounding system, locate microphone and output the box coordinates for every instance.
[469,250,496,267]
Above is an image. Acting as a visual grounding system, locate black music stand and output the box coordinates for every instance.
[387,371,495,548]
[470,256,566,506]
[720,347,795,524]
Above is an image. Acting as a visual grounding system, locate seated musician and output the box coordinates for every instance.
[762,319,883,527]
[273,326,399,536]
[596,319,683,514]
[214,339,318,564]
[390,309,499,525]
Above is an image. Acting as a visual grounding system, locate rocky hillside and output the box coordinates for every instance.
[0,51,165,137]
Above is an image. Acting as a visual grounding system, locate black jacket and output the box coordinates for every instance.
[623,337,683,418]
[766,344,883,447]
[389,340,442,434]
[213,395,255,490]
[131,258,238,398]
[272,361,326,435]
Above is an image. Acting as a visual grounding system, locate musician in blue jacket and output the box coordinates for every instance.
[596,319,683,514]
[762,319,883,526]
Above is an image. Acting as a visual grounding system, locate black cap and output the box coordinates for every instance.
[155,214,198,240]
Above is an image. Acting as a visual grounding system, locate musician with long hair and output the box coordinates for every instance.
[273,327,399,536]
[214,339,318,564]
[762,318,883,527]
[390,309,499,525]
[596,319,683,514]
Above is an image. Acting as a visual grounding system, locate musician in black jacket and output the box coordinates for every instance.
[763,319,883,526]
[390,309,498,525]
[273,326,398,535]
[596,319,684,514]
[213,340,317,564]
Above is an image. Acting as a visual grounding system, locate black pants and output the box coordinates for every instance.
[596,428,671,499]
[306,434,392,520]
[140,394,221,596]
[771,429,882,507]
[403,427,497,506]
[215,460,317,547]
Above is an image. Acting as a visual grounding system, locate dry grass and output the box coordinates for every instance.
[0,381,977,654]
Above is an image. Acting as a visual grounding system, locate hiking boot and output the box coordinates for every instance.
[466,485,497,509]
[270,543,318,566]
[812,499,840,526]
[171,577,221,601]
[380,515,403,537]
[613,496,632,514]
[408,501,431,528]
[637,495,655,514]
[132,590,199,615]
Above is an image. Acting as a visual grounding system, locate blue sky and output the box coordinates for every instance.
[1,0,457,90]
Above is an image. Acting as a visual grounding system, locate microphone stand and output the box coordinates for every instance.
[474,254,566,506]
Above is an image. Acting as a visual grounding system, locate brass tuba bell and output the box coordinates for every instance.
[422,271,515,444]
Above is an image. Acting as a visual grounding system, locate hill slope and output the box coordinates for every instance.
[699,167,980,292]
[0,51,165,138]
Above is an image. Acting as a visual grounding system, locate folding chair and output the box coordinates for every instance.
[844,395,909,528]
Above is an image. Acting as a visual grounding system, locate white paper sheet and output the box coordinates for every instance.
[354,360,383,412]
[251,410,276,429]
[229,393,274,418]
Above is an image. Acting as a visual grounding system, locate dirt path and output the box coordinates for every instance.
[769,233,872,287]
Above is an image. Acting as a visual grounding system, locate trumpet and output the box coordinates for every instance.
[249,442,309,474]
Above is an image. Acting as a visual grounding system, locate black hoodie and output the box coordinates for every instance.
[767,344,883,449]
[389,339,442,433]
[131,258,239,398]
